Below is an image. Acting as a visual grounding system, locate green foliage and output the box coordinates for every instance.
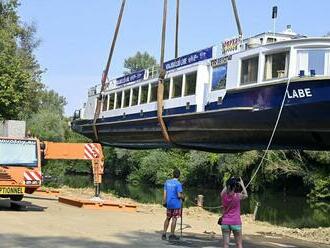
[124,51,157,74]
[128,149,189,185]
[0,0,44,120]
[26,89,68,141]
[27,109,67,141]
[308,175,330,200]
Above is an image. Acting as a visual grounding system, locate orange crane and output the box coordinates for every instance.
[0,137,104,202]
[42,141,104,197]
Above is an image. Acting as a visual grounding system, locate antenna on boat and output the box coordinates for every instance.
[272,6,278,36]
[230,0,243,38]
[92,0,126,141]
[175,0,180,58]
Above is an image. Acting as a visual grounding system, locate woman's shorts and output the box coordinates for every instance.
[221,224,242,231]
[167,208,182,218]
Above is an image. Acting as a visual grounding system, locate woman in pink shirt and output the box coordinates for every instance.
[220,177,248,248]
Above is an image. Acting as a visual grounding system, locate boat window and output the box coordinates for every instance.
[109,93,115,110]
[115,91,122,109]
[172,75,183,98]
[264,52,289,80]
[123,89,130,108]
[140,85,148,104]
[149,83,158,102]
[184,71,197,96]
[102,95,108,111]
[164,79,170,100]
[212,64,227,90]
[308,50,325,75]
[131,87,139,106]
[266,37,277,43]
[241,56,259,85]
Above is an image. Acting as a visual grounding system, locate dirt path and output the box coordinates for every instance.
[0,189,328,248]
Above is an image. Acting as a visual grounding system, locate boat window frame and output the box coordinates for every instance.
[307,49,326,76]
[130,87,139,106]
[115,91,123,109]
[149,81,158,103]
[263,50,290,81]
[211,63,227,91]
[140,84,149,104]
[184,71,197,96]
[163,78,170,100]
[108,93,115,110]
[296,48,330,77]
[102,94,109,112]
[123,89,130,108]
[171,74,183,98]
[240,55,259,85]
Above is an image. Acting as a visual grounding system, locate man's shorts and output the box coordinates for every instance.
[221,224,242,231]
[167,208,182,218]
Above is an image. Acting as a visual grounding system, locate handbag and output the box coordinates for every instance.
[217,197,234,226]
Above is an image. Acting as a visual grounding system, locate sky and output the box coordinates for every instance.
[18,0,330,115]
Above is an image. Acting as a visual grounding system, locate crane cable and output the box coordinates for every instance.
[92,0,126,141]
[184,77,292,210]
[157,0,171,143]
[245,77,292,188]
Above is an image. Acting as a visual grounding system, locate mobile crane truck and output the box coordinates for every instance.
[0,136,104,202]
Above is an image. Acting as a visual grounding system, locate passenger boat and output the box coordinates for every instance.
[72,26,330,152]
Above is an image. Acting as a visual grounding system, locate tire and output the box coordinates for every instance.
[9,195,24,201]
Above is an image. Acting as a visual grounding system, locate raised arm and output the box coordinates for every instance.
[239,177,248,199]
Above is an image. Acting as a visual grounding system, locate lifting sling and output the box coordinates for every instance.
[93,0,126,141]
[157,0,171,143]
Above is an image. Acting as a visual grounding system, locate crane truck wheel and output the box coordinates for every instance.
[9,195,24,201]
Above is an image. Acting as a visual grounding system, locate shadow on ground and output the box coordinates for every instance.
[0,231,328,248]
[0,199,47,212]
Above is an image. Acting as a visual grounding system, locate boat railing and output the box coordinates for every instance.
[88,86,97,96]
[146,66,160,79]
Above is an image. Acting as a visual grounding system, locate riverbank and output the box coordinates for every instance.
[53,186,330,245]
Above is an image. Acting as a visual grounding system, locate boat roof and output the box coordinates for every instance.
[88,27,330,95]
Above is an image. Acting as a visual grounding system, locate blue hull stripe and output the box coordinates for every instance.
[97,105,196,124]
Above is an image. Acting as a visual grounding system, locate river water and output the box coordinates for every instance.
[46,175,329,228]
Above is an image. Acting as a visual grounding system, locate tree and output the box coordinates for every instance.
[124,51,157,74]
[0,0,44,120]
[26,89,68,141]
[39,89,67,116]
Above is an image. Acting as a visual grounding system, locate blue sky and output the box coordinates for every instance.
[18,0,330,115]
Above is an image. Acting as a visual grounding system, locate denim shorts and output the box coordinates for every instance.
[221,224,241,231]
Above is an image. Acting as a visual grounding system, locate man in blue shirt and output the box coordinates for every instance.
[162,168,184,241]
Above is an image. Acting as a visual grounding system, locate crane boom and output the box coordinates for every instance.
[42,142,104,197]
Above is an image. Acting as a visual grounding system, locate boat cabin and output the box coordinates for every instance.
[80,27,330,122]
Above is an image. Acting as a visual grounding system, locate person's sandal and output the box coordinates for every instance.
[169,234,180,241]
[161,233,167,240]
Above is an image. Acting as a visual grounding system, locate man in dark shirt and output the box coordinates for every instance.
[162,168,184,241]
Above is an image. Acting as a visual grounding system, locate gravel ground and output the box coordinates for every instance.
[0,187,328,248]
[50,187,330,245]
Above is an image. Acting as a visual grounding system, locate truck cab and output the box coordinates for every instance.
[0,137,42,201]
